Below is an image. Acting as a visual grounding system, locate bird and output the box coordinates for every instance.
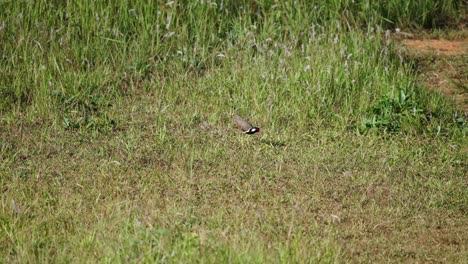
[232,114,260,134]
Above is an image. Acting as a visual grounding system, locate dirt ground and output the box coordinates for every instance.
[399,38,467,114]
[403,39,466,55]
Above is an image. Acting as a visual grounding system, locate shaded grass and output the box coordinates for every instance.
[1,0,467,263]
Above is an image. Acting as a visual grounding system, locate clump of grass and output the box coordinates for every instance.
[361,88,424,132]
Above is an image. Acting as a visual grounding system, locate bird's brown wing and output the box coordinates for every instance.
[232,114,253,132]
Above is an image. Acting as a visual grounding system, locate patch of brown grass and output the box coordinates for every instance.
[1,99,466,262]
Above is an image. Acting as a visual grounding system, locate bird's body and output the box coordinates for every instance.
[232,114,260,134]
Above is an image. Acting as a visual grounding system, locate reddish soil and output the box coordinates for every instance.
[399,38,467,114]
[402,39,467,56]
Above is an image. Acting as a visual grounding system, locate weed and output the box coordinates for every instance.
[361,88,425,132]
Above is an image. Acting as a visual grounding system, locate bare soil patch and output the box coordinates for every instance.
[402,39,467,56]
[400,38,467,114]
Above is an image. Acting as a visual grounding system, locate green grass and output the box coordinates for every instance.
[1,0,467,263]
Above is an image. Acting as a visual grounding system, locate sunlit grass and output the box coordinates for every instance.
[0,0,466,262]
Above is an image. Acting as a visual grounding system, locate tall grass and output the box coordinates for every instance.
[1,0,464,132]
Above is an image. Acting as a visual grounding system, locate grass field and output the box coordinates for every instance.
[1,0,467,262]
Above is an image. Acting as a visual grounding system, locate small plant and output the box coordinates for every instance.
[361,88,425,132]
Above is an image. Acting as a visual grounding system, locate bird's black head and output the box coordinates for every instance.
[245,127,260,134]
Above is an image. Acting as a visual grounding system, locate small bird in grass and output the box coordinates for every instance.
[232,114,260,134]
